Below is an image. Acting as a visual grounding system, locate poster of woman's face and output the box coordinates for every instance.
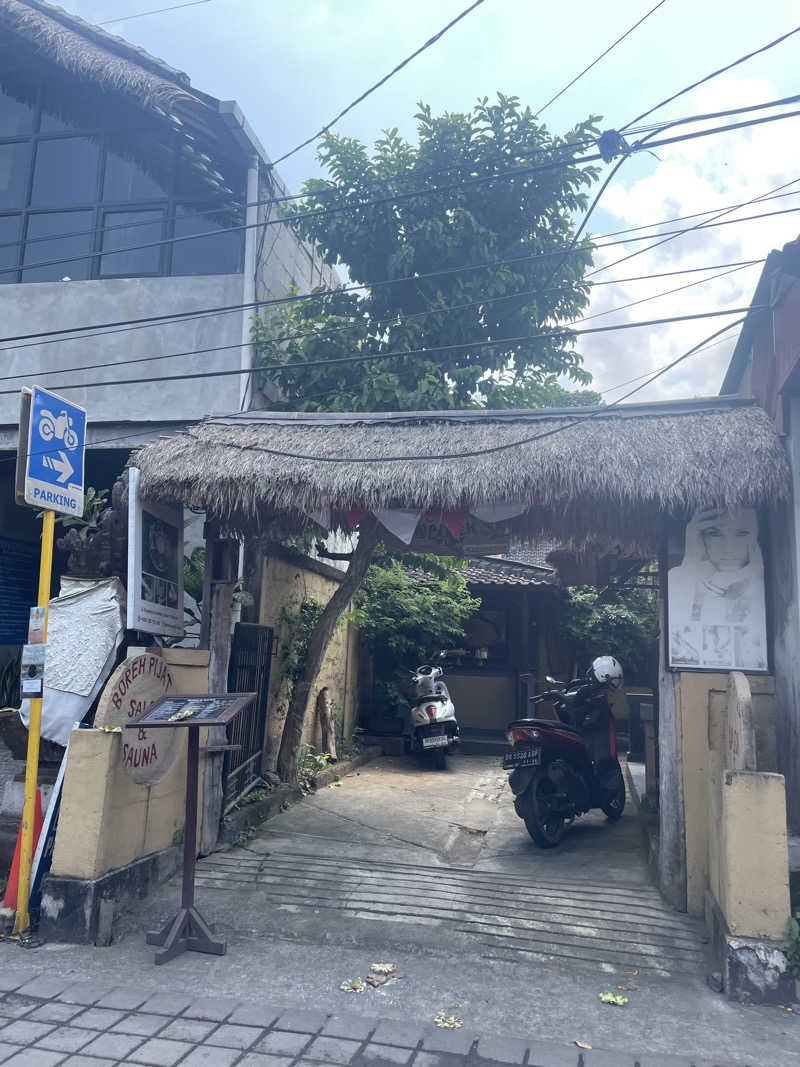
[668,506,767,671]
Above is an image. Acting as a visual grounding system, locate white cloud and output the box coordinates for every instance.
[578,76,800,403]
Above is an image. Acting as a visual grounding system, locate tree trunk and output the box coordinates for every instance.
[277,519,378,782]
[316,686,337,761]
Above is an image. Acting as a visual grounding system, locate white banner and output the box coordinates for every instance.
[127,467,184,638]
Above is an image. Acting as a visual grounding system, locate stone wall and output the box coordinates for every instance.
[258,549,360,770]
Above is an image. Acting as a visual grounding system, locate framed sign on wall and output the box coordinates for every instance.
[668,506,767,672]
[127,467,184,639]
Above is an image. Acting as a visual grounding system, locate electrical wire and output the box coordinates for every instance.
[0,256,763,387]
[196,319,746,464]
[0,191,791,353]
[99,0,212,24]
[0,256,756,390]
[0,305,760,398]
[270,0,489,166]
[5,95,800,280]
[622,23,800,131]
[536,0,667,116]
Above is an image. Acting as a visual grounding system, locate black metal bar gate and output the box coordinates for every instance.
[225,622,274,810]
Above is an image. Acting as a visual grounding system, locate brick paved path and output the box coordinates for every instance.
[0,968,750,1067]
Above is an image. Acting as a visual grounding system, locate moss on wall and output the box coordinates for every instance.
[259,552,360,770]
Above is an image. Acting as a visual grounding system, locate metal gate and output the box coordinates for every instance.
[225,622,274,810]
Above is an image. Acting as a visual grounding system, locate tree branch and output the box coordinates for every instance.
[276,518,379,781]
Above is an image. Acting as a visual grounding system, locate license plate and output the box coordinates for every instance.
[422,734,449,749]
[503,746,541,769]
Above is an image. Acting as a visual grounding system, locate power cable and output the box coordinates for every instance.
[587,175,800,282]
[0,256,757,390]
[0,257,763,388]
[198,319,746,464]
[536,0,667,116]
[270,0,489,166]
[0,305,761,398]
[99,0,212,24]
[0,190,792,353]
[0,319,747,469]
[622,23,800,131]
[5,96,800,281]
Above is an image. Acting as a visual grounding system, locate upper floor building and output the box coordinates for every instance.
[0,0,336,443]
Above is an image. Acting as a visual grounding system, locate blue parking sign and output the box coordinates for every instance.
[18,387,86,516]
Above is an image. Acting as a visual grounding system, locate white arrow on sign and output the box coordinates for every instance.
[43,450,74,484]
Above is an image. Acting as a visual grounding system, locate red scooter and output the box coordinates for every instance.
[503,656,627,848]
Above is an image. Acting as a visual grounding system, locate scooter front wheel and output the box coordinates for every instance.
[600,766,626,821]
[524,770,566,848]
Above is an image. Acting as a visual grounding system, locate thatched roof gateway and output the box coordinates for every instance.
[133,397,789,550]
[0,0,201,115]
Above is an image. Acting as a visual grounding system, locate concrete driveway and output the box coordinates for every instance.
[191,753,706,976]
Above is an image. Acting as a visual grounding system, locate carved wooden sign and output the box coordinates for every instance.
[95,652,177,784]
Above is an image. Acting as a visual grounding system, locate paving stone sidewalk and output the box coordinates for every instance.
[0,968,753,1067]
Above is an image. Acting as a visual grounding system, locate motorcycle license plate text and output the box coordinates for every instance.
[422,734,449,749]
[503,746,541,769]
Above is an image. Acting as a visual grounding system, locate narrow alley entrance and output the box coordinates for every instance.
[184,754,706,976]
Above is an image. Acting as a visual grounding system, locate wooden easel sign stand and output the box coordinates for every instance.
[126,692,255,965]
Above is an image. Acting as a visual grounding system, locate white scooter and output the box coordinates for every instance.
[406,664,459,770]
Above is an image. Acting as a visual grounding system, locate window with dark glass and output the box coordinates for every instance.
[0,215,20,282]
[31,138,100,206]
[0,84,246,283]
[172,206,243,275]
[100,210,163,276]
[0,142,32,209]
[0,88,34,136]
[103,151,167,202]
[22,211,93,282]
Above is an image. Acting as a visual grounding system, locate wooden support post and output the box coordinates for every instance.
[316,686,338,761]
[198,525,239,855]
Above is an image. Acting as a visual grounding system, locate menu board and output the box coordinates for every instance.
[126,692,255,729]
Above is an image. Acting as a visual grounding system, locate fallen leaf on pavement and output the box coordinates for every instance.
[574,1041,592,1050]
[340,979,366,993]
[371,963,398,974]
[599,991,628,1006]
[366,972,405,987]
[434,1011,463,1030]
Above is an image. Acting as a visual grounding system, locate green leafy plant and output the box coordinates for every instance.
[298,744,330,791]
[352,545,480,713]
[232,826,257,847]
[558,580,658,684]
[38,486,108,530]
[279,599,326,687]
[253,95,601,414]
[784,912,800,978]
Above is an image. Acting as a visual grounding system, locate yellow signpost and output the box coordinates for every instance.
[12,508,55,936]
[12,384,86,938]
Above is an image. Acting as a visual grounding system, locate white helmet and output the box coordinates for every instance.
[590,655,624,690]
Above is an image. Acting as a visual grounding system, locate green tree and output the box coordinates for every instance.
[351,546,481,713]
[558,582,658,684]
[254,95,601,411]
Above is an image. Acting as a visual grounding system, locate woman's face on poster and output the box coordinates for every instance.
[698,510,755,572]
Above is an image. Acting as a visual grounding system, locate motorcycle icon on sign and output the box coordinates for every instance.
[38,409,79,450]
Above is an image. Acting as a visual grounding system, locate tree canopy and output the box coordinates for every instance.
[254,95,602,411]
[351,546,480,712]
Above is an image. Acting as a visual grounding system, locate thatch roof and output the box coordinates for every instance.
[0,0,205,117]
[132,397,789,550]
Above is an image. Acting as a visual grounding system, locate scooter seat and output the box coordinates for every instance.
[512,717,581,734]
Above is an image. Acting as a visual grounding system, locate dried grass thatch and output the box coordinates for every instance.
[0,0,205,118]
[132,399,789,550]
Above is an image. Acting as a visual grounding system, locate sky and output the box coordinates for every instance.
[60,0,800,403]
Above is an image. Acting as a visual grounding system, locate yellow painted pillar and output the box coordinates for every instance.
[13,508,55,936]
